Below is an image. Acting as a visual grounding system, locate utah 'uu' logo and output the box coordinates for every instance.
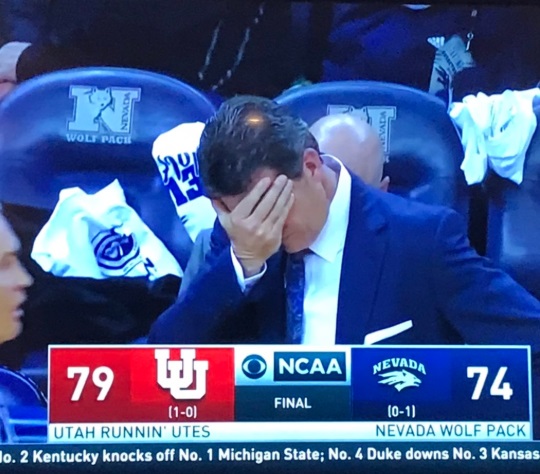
[373,358,426,392]
[67,85,141,145]
[155,349,209,400]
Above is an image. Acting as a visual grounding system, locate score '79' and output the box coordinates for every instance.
[67,367,114,401]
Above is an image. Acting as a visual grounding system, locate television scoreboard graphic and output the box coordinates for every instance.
[48,345,533,443]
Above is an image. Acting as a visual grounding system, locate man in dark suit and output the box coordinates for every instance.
[149,95,540,348]
[178,114,390,297]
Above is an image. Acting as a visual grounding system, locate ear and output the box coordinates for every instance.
[379,176,390,193]
[302,148,323,176]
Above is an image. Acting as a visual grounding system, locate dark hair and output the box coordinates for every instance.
[197,95,319,198]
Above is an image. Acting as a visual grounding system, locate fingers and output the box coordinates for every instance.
[233,177,272,219]
[0,82,16,100]
[249,175,290,223]
[266,178,293,225]
[211,199,230,227]
[272,192,295,231]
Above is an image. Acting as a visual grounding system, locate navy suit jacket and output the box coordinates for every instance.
[149,175,540,436]
[149,176,540,348]
[149,175,540,348]
[149,176,540,346]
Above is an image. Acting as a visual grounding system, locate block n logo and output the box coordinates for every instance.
[67,85,141,139]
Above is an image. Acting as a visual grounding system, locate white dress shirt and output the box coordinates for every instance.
[231,156,352,344]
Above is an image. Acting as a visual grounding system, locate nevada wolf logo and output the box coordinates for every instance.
[373,357,426,392]
[378,370,421,392]
[67,85,141,145]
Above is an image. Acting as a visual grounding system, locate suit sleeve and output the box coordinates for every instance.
[432,209,540,344]
[16,44,91,82]
[432,209,540,437]
[0,0,50,45]
[148,222,252,344]
[0,0,96,82]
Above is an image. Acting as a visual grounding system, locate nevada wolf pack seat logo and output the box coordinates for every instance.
[326,104,396,158]
[373,357,426,392]
[67,85,141,145]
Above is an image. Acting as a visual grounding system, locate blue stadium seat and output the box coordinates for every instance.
[485,104,540,299]
[0,367,47,443]
[275,81,469,216]
[1,406,48,443]
[0,66,216,268]
[0,67,216,396]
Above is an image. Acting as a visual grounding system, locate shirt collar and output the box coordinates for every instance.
[309,155,352,263]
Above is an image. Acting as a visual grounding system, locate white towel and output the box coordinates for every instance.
[31,180,182,280]
[449,88,540,185]
[152,122,216,242]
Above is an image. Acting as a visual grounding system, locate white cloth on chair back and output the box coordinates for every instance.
[31,180,182,280]
[450,88,540,185]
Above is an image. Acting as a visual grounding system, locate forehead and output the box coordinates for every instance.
[0,215,19,257]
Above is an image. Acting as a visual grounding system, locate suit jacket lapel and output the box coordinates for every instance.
[336,178,389,344]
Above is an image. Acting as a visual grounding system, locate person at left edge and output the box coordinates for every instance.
[0,208,33,344]
[148,95,540,348]
[0,208,45,415]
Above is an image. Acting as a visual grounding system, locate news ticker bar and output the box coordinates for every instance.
[48,345,532,425]
[48,422,532,443]
[1,443,540,474]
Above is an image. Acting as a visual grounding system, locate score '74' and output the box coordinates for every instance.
[467,366,513,400]
[67,367,114,401]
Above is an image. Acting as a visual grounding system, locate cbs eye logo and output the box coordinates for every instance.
[241,355,267,379]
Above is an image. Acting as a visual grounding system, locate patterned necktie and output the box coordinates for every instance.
[285,249,310,344]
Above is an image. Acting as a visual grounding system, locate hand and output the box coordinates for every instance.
[0,42,31,83]
[0,81,16,101]
[213,175,294,277]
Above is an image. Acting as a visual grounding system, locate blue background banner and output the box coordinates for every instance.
[351,346,531,421]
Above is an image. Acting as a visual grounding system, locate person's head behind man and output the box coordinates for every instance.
[0,210,33,344]
[198,95,337,254]
[310,113,390,192]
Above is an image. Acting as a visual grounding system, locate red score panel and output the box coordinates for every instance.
[49,346,235,423]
